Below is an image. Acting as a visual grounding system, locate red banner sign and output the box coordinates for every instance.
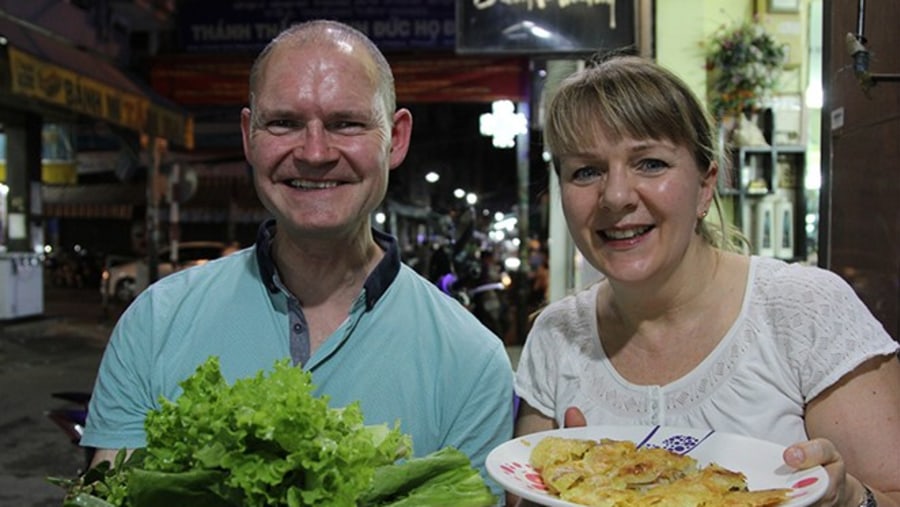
[150,54,527,105]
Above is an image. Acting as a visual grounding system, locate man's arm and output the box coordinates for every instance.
[89,447,135,469]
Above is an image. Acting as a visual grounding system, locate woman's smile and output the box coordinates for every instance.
[600,225,655,242]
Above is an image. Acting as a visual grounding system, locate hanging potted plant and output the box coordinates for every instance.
[705,16,788,142]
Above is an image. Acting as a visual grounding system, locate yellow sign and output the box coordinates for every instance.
[7,48,193,147]
[0,161,77,184]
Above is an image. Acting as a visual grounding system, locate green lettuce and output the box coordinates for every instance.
[55,356,496,507]
[360,447,497,507]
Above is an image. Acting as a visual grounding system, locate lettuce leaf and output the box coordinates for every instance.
[361,447,496,507]
[126,469,233,507]
[374,466,497,507]
[55,356,496,507]
[141,356,411,506]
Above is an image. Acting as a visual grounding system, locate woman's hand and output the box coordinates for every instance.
[783,438,865,506]
[563,407,587,428]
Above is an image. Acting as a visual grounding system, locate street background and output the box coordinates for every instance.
[0,288,123,507]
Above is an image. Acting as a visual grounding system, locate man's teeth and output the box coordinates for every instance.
[288,179,339,189]
[604,226,652,240]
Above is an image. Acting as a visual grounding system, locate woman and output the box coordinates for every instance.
[513,55,900,506]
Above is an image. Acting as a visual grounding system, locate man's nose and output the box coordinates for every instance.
[293,123,336,163]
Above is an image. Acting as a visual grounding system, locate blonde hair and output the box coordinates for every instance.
[544,55,746,251]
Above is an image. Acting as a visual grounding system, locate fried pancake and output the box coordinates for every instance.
[530,436,791,507]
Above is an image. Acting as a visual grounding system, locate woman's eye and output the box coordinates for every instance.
[639,158,668,172]
[571,165,603,182]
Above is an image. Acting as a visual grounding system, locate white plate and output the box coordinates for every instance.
[487,425,828,507]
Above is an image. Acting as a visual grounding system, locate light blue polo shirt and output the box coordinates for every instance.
[82,222,514,500]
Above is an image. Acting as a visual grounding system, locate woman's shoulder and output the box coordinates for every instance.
[747,256,891,345]
[746,258,897,400]
[750,256,855,301]
[530,284,600,344]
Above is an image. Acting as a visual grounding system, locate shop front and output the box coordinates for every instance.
[0,16,192,319]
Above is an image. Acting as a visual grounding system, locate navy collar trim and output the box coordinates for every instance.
[256,219,279,293]
[365,227,401,310]
[255,219,400,310]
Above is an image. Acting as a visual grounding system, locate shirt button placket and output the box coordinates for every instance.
[648,385,663,424]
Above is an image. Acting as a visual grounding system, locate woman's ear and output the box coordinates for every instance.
[699,161,718,212]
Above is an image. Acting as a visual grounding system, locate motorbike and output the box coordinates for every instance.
[438,269,507,337]
[430,206,511,338]
[46,391,95,470]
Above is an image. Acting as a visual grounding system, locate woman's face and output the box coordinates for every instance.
[557,126,716,285]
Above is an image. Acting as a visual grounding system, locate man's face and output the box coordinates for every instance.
[241,42,411,241]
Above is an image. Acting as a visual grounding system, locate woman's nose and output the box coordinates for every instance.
[600,169,637,212]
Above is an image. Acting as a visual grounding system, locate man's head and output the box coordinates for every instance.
[240,20,412,242]
[248,20,397,131]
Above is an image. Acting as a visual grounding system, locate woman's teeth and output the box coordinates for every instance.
[603,226,652,240]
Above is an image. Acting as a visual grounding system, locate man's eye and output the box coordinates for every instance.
[329,120,367,133]
[265,120,299,135]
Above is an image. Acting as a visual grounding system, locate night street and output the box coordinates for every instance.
[0,287,121,507]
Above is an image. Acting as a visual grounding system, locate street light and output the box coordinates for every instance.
[425,171,440,183]
[479,100,527,149]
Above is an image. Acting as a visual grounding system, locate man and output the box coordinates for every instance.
[81,20,514,499]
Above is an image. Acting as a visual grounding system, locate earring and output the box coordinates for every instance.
[699,210,709,219]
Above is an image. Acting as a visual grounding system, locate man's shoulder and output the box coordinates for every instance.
[151,249,258,293]
[111,249,280,358]
[126,249,266,320]
[390,264,454,303]
[387,265,505,344]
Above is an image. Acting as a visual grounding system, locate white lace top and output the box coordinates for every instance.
[515,256,898,446]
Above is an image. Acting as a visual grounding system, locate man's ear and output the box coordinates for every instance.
[388,108,413,170]
[240,107,253,159]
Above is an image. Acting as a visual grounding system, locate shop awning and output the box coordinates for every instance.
[0,16,193,148]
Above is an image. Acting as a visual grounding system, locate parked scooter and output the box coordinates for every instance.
[438,269,507,336]
[46,391,94,470]
[432,206,510,338]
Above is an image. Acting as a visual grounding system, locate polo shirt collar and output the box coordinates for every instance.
[254,219,399,310]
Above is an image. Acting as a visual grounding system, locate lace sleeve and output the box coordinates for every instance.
[769,262,898,401]
[514,287,601,420]
[514,305,564,418]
